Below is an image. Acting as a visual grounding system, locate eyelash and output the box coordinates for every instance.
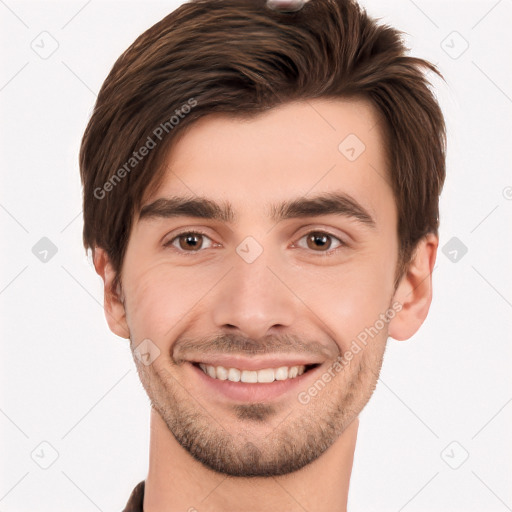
[163,229,347,256]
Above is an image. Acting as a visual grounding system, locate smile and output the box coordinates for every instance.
[189,359,322,402]
[197,363,312,383]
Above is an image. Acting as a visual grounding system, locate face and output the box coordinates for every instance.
[117,98,401,476]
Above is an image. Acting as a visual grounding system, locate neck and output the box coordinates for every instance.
[143,407,358,512]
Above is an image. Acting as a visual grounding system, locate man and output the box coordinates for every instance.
[79,0,446,510]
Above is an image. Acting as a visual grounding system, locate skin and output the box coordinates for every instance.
[94,98,438,512]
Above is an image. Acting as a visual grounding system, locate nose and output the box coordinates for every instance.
[210,250,299,340]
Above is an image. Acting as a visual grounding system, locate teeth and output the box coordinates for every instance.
[197,363,307,383]
[275,366,289,381]
[257,368,275,383]
[216,366,228,380]
[241,370,258,383]
[228,367,240,382]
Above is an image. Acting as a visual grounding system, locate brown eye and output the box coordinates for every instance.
[307,232,331,251]
[165,231,214,252]
[296,231,345,253]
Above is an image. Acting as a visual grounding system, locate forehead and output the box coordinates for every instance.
[142,98,393,226]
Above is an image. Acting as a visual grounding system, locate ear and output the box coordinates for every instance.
[388,233,438,341]
[92,247,130,339]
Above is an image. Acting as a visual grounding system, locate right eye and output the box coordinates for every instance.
[163,230,217,253]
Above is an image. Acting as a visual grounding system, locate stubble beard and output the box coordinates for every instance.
[134,343,386,477]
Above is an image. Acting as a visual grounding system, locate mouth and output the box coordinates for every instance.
[193,362,320,383]
[187,359,323,403]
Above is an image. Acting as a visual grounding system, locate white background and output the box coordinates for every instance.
[1,0,511,510]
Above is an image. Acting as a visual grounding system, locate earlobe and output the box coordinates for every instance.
[388,233,438,341]
[93,247,131,339]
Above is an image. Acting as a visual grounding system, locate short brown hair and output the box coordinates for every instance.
[80,0,446,291]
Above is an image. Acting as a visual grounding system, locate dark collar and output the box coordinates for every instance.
[122,480,145,512]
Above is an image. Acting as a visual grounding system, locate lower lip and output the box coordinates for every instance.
[190,363,320,403]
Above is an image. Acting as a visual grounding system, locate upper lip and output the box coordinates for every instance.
[189,356,323,371]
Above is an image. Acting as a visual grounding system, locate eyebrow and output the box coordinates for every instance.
[139,192,376,228]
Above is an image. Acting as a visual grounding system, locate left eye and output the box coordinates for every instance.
[294,231,345,253]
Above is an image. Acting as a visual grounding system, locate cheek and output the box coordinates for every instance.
[302,250,396,351]
[122,259,221,343]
